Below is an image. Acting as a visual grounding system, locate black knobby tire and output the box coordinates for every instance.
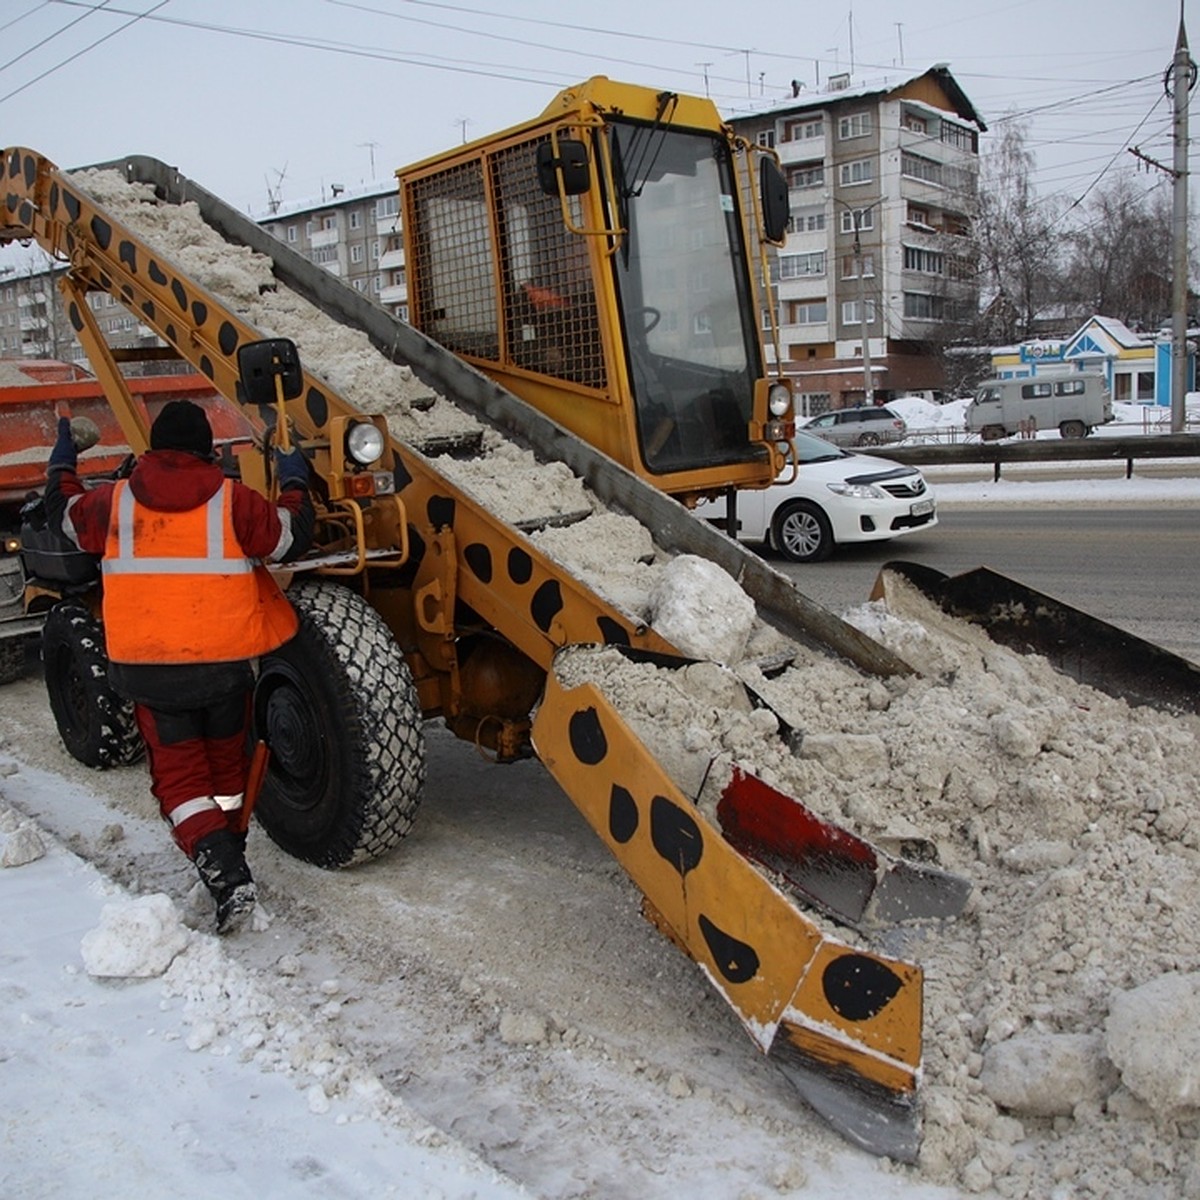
[253,580,426,869]
[772,500,835,563]
[41,603,144,769]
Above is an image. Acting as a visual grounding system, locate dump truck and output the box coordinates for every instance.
[0,364,250,683]
[4,77,1195,1164]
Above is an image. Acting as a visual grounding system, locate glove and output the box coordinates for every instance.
[274,447,309,491]
[48,416,78,472]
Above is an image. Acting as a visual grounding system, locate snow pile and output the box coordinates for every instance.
[431,430,594,526]
[551,574,1200,1197]
[80,892,190,977]
[0,797,45,867]
[68,169,481,451]
[647,554,756,663]
[0,360,37,386]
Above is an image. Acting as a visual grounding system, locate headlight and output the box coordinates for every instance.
[346,421,386,465]
[768,383,792,417]
[827,481,884,501]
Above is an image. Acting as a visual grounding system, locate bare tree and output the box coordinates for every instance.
[1061,177,1173,331]
[972,116,1065,343]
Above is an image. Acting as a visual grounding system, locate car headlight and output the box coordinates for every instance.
[827,481,885,500]
[346,421,386,465]
[768,383,792,417]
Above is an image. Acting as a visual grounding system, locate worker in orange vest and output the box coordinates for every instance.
[46,400,314,933]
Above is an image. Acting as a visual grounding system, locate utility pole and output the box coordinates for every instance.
[1132,8,1195,430]
[1168,7,1195,432]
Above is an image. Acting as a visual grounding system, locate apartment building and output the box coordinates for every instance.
[728,64,985,414]
[258,180,408,317]
[0,176,410,368]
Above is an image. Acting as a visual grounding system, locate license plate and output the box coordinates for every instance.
[910,499,934,517]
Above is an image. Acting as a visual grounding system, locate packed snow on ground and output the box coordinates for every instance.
[5,470,1200,1200]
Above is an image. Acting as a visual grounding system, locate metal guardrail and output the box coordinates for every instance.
[860,433,1200,480]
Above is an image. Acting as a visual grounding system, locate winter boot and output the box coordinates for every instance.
[193,829,257,935]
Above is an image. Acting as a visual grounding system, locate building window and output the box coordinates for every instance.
[902,111,928,135]
[370,239,381,260]
[372,276,382,293]
[376,195,399,219]
[785,117,824,141]
[903,292,944,320]
[901,152,942,185]
[779,251,826,279]
[839,158,873,186]
[787,161,824,189]
[838,208,874,234]
[907,204,931,228]
[842,299,876,325]
[349,210,362,230]
[788,207,826,234]
[838,112,872,140]
[286,225,297,243]
[757,129,776,149]
[788,301,828,324]
[353,279,365,292]
[842,253,874,278]
[350,244,364,263]
[903,245,944,275]
[941,122,976,152]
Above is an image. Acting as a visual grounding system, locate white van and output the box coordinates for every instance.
[965,373,1113,441]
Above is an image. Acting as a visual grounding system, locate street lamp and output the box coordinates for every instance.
[829,195,878,405]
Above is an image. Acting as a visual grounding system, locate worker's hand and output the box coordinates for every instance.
[274,446,309,491]
[48,416,78,472]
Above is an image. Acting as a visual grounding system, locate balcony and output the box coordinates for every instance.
[380,283,408,307]
[379,247,406,270]
[310,227,340,249]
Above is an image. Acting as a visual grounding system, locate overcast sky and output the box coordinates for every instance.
[0,0,1192,219]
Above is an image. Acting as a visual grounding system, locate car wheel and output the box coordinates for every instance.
[1059,420,1087,440]
[857,432,881,447]
[771,500,834,563]
[980,424,1006,442]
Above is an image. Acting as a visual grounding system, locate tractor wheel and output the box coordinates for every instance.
[41,602,143,768]
[253,580,426,869]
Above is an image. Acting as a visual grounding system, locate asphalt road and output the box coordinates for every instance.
[771,505,1200,663]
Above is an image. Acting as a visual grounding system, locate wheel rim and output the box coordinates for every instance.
[780,509,823,558]
[255,661,330,816]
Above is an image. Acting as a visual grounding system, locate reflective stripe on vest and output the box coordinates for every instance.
[101,480,298,664]
[104,484,253,578]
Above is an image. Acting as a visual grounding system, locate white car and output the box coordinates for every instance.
[694,429,937,562]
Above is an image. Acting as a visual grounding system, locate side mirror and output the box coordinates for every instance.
[537,139,591,197]
[238,338,304,407]
[759,157,790,244]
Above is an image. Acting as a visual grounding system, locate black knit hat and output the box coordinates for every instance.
[150,400,213,459]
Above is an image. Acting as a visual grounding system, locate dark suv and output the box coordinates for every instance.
[801,405,907,448]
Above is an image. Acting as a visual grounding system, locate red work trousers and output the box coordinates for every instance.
[134,692,251,858]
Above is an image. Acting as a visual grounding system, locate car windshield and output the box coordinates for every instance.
[793,428,849,463]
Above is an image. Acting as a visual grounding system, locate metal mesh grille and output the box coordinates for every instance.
[491,138,606,390]
[407,160,500,360]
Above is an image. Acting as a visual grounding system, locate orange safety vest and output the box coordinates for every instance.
[101,480,299,664]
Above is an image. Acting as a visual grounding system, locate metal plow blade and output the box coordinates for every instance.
[718,766,971,929]
[769,1031,921,1163]
[875,561,1200,716]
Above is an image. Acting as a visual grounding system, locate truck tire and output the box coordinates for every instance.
[41,602,144,769]
[772,499,835,563]
[980,425,1006,442]
[253,580,426,869]
[1059,420,1087,440]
